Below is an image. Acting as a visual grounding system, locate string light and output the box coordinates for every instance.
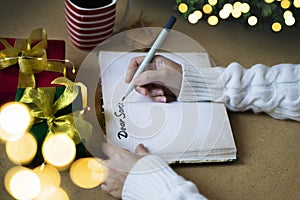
[223,3,233,13]
[294,0,300,8]
[188,13,199,24]
[208,0,218,6]
[219,9,230,19]
[285,15,296,26]
[188,9,203,24]
[240,3,250,13]
[207,16,219,26]
[233,1,242,10]
[283,10,296,26]
[4,166,41,200]
[0,102,32,142]
[42,134,76,171]
[272,22,282,32]
[203,4,213,14]
[248,16,258,26]
[281,0,291,9]
[5,132,37,165]
[283,10,293,19]
[232,8,242,18]
[177,0,299,31]
[178,3,188,13]
[193,10,203,20]
[34,164,61,187]
[69,157,108,189]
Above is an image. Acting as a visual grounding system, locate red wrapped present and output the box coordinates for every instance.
[0,29,66,105]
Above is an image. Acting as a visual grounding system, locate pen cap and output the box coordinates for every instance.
[163,16,177,30]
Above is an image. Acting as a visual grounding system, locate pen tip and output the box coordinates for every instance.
[121,97,125,101]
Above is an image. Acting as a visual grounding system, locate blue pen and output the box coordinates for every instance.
[121,16,177,101]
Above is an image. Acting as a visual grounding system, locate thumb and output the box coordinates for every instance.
[135,143,149,155]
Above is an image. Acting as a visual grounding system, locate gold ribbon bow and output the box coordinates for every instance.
[0,28,66,88]
[19,78,92,144]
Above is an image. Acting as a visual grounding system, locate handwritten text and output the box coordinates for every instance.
[114,102,128,140]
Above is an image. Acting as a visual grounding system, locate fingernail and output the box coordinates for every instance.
[158,97,166,103]
[136,88,146,96]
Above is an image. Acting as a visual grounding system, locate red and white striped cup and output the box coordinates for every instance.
[65,0,118,50]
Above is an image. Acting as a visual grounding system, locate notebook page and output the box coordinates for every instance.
[103,101,236,162]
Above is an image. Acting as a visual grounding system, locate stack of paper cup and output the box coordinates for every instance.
[65,0,117,50]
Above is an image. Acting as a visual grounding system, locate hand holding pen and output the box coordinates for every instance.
[121,16,177,101]
[125,55,182,103]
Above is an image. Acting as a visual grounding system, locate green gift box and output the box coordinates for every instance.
[15,85,91,168]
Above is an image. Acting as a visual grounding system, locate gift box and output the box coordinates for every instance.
[0,29,66,105]
[14,84,91,168]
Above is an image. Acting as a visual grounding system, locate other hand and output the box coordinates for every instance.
[101,143,149,199]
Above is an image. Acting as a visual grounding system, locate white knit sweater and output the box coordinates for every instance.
[122,63,300,199]
[178,62,300,121]
[122,155,207,200]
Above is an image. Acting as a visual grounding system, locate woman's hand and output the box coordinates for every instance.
[101,143,149,199]
[125,55,182,102]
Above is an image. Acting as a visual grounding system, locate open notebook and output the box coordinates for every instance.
[98,51,237,163]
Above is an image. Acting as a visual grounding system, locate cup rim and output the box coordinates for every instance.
[66,0,117,11]
[66,17,115,31]
[65,2,116,18]
[66,11,115,25]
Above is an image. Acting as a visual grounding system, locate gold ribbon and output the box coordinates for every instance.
[0,28,66,88]
[19,78,92,145]
[52,77,88,109]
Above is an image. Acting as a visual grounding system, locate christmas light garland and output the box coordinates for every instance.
[175,0,300,32]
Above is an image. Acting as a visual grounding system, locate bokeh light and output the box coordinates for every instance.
[265,0,275,3]
[240,3,250,13]
[272,22,282,32]
[223,3,233,13]
[232,9,242,18]
[281,0,291,9]
[285,15,296,26]
[219,9,230,19]
[0,102,32,142]
[294,0,300,8]
[70,157,107,189]
[5,166,41,200]
[178,3,188,13]
[203,4,213,14]
[207,15,219,26]
[248,16,258,26]
[42,134,76,171]
[208,0,218,6]
[188,13,199,24]
[5,132,37,165]
[193,10,203,20]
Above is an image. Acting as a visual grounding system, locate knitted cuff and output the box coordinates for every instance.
[177,65,225,102]
[122,155,179,200]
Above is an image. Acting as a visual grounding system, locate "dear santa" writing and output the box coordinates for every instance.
[114,102,128,139]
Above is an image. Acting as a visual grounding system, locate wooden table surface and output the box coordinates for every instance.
[0,0,299,199]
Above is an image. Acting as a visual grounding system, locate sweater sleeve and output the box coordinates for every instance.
[122,155,207,200]
[177,62,300,122]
